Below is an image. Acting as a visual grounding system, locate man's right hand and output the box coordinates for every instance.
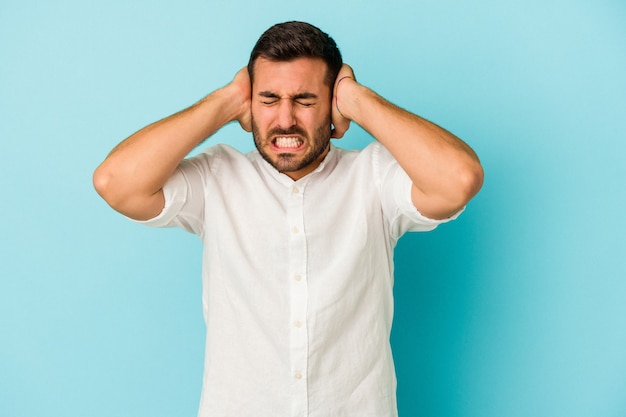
[228,67,252,132]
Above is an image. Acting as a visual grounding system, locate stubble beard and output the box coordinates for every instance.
[252,116,332,174]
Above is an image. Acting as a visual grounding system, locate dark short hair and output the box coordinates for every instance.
[247,21,343,88]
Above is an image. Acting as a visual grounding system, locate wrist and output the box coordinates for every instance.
[212,84,249,124]
[335,77,361,121]
[335,76,353,118]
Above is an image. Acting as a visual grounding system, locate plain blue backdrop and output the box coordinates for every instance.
[1,1,625,416]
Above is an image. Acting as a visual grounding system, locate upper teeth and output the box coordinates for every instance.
[275,137,302,148]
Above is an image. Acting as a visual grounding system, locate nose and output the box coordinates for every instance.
[276,99,296,129]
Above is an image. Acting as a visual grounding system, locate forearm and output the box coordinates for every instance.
[337,79,483,219]
[94,85,245,220]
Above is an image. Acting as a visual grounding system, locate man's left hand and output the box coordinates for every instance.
[331,64,356,139]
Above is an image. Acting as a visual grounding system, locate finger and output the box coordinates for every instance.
[331,119,350,139]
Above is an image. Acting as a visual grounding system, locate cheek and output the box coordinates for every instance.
[300,107,331,127]
[251,107,273,129]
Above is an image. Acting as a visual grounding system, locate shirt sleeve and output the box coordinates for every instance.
[129,148,221,236]
[372,142,464,239]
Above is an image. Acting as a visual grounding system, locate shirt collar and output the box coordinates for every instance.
[255,143,339,187]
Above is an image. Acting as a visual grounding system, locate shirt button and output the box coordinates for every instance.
[294,275,302,282]
[294,320,302,328]
[292,226,299,234]
[292,187,300,194]
[295,372,303,380]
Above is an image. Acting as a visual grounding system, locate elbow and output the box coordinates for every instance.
[412,161,484,220]
[467,159,484,197]
[93,162,163,220]
[93,163,111,202]
[435,164,483,219]
[458,159,484,204]
[93,162,125,212]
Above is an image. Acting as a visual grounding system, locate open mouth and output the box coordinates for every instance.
[272,136,305,150]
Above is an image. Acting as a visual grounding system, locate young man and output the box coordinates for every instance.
[94,21,483,417]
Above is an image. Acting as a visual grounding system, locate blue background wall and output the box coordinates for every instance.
[1,1,625,416]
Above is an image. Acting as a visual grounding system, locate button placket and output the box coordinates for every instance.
[287,182,308,417]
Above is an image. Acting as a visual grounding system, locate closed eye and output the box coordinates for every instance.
[258,91,280,105]
[293,93,318,107]
[295,100,315,107]
[257,91,318,107]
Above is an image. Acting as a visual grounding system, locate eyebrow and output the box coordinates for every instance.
[258,91,318,100]
[293,92,318,100]
[258,91,280,99]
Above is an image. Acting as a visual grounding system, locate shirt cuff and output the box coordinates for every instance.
[129,168,188,228]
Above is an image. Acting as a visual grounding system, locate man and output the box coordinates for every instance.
[94,21,483,417]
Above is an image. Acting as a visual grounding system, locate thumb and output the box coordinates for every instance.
[331,118,350,139]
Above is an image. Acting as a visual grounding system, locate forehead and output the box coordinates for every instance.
[252,57,330,95]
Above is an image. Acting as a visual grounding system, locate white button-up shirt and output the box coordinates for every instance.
[137,142,460,417]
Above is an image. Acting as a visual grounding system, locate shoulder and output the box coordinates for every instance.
[334,141,390,161]
[332,141,396,177]
[197,143,246,162]
[180,144,250,173]
[332,142,379,164]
